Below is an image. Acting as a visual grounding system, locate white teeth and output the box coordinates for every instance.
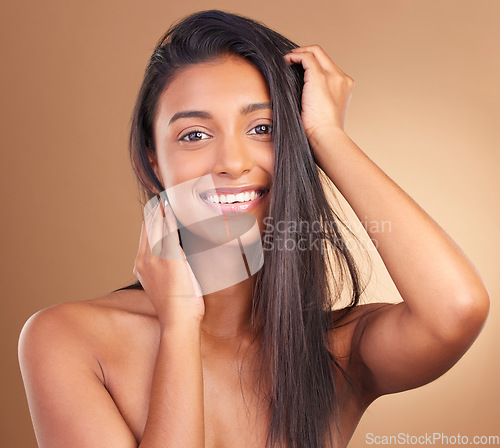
[203,190,264,204]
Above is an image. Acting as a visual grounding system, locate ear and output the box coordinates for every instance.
[147,148,163,186]
[137,148,164,196]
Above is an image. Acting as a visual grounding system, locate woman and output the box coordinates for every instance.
[18,9,490,448]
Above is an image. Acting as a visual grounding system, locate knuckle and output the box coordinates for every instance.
[340,75,354,89]
[134,258,145,270]
[332,73,345,84]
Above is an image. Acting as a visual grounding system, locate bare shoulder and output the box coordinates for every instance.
[19,288,156,378]
[20,287,154,333]
[18,289,153,447]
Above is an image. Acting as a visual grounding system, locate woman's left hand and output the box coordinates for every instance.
[283,45,354,152]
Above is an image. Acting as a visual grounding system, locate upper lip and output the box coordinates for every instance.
[199,185,270,197]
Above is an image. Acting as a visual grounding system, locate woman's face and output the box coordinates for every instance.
[151,55,274,245]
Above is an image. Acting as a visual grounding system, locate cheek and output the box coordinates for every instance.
[258,144,274,178]
[266,149,274,174]
[158,151,209,189]
[245,142,274,177]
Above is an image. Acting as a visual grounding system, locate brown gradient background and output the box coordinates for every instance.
[1,0,498,446]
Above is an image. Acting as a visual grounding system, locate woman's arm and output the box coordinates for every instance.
[284,46,490,398]
[18,304,204,448]
[19,305,139,448]
[134,200,205,446]
[19,201,206,447]
[141,322,204,447]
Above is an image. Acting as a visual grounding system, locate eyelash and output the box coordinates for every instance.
[179,124,273,142]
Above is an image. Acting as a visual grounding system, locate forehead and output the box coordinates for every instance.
[157,56,271,115]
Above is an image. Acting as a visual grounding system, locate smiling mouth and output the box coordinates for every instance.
[198,187,270,213]
[200,189,267,205]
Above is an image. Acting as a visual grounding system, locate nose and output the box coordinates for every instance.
[211,134,254,178]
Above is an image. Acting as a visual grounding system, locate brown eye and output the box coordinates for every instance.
[249,124,273,135]
[179,130,210,142]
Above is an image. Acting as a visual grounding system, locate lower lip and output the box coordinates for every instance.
[200,191,269,214]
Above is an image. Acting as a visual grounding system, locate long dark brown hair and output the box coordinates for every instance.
[113,9,368,447]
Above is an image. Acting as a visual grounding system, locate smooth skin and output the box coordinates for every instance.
[18,48,489,448]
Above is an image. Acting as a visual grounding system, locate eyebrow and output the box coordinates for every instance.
[168,102,273,126]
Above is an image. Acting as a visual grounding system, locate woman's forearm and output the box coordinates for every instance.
[313,129,489,336]
[139,322,204,447]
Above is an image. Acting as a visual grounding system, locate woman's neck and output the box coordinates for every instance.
[200,275,256,344]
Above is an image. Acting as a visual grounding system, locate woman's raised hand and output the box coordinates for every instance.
[283,45,354,150]
[133,197,205,329]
